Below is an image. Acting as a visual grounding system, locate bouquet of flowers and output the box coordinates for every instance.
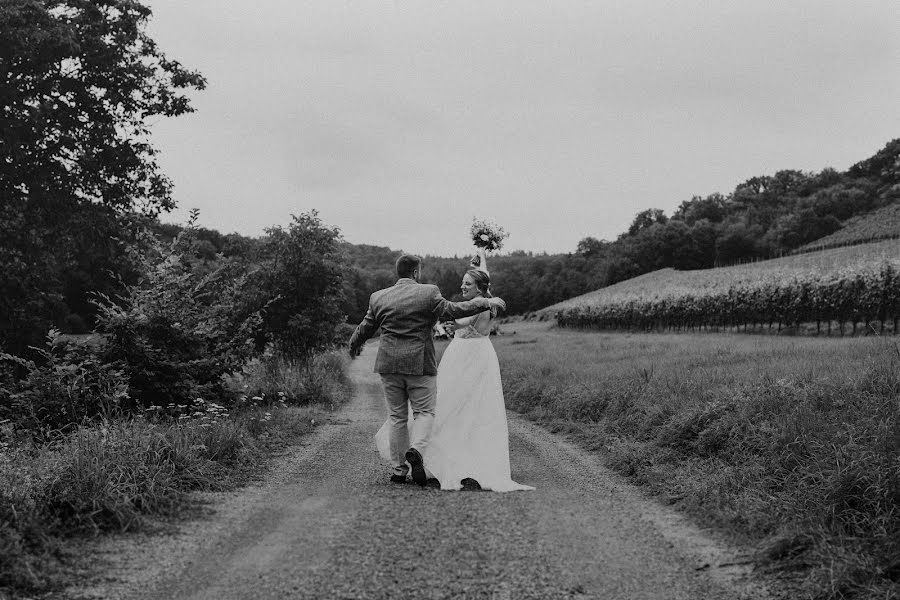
[470,217,509,252]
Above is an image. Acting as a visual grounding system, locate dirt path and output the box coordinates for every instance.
[71,348,775,600]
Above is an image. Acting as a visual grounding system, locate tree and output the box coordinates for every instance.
[715,224,762,266]
[672,193,727,225]
[0,0,206,213]
[848,138,900,186]
[253,212,348,358]
[0,0,205,354]
[626,208,668,236]
[576,236,606,257]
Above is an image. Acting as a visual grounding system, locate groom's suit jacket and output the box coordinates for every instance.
[348,278,492,376]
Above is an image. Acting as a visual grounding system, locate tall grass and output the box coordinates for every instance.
[495,323,900,599]
[226,351,350,409]
[0,351,352,598]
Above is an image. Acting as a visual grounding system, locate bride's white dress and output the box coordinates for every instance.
[375,312,534,492]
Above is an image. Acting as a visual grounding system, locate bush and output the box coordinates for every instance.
[93,214,264,411]
[62,313,90,334]
[250,212,348,359]
[1,330,129,435]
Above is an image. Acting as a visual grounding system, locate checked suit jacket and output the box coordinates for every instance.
[348,278,493,376]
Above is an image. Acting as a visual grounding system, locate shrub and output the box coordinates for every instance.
[93,213,264,410]
[249,211,348,359]
[0,330,129,435]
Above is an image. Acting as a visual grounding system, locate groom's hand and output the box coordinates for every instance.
[487,297,506,312]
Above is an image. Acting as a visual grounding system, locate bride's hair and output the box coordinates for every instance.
[465,268,492,297]
[466,268,498,317]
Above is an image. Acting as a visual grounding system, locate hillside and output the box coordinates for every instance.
[543,239,900,313]
[544,239,900,334]
[796,201,900,252]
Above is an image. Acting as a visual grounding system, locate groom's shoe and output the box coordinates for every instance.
[390,474,408,484]
[405,448,427,487]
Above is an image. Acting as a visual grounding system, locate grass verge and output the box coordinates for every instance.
[494,323,900,600]
[0,351,352,598]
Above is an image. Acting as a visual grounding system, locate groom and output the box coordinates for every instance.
[348,254,506,486]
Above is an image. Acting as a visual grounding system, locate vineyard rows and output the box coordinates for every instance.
[797,202,900,253]
[551,239,900,334]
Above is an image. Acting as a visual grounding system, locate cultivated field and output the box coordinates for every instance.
[542,239,900,334]
[491,321,900,599]
[798,202,900,252]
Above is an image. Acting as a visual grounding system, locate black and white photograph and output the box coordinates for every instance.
[1,1,899,598]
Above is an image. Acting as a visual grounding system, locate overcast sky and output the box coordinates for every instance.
[145,1,900,256]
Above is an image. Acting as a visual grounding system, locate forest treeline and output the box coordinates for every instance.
[340,138,900,321]
[4,132,897,347]
[1,0,896,343]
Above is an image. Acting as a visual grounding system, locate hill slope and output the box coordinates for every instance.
[797,201,900,252]
[543,239,900,313]
[543,239,900,334]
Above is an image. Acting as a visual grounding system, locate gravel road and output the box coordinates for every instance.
[71,347,775,600]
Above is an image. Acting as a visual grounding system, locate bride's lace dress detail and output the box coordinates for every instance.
[376,312,534,492]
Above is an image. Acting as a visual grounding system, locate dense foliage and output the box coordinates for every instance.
[0,0,205,355]
[252,212,347,359]
[0,0,205,213]
[0,209,350,427]
[92,215,265,413]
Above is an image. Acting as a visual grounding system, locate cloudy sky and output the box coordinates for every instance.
[145,1,900,256]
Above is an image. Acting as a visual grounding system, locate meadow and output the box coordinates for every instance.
[490,322,900,599]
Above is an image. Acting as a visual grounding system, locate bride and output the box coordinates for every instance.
[376,251,534,492]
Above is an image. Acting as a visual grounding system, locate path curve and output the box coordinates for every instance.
[72,345,775,600]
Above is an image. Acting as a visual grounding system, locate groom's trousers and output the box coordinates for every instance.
[380,374,436,477]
